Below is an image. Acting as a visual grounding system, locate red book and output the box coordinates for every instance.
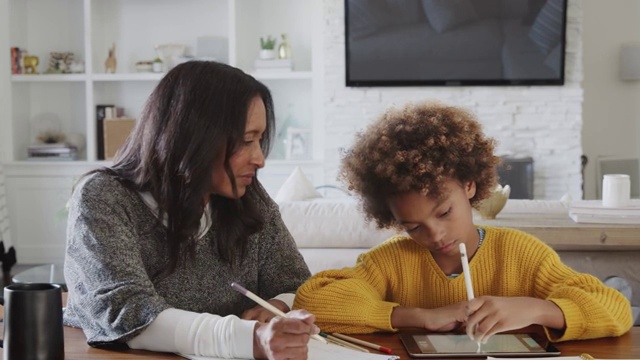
[10,47,21,74]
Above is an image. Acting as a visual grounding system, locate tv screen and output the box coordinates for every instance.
[345,0,567,86]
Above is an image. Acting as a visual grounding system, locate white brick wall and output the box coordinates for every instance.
[320,0,584,200]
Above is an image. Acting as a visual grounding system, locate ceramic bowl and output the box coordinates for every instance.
[134,61,153,72]
[476,184,511,219]
[155,44,186,70]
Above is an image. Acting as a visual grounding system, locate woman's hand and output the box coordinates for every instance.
[242,299,290,322]
[253,309,320,360]
[465,296,565,343]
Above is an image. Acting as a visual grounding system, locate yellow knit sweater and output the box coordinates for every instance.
[294,226,632,341]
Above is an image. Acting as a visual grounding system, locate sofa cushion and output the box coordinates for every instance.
[279,198,398,249]
[274,166,321,203]
[298,248,367,275]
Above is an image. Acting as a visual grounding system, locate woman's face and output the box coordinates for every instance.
[211,96,266,198]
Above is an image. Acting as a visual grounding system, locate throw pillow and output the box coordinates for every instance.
[421,0,477,34]
[274,166,322,203]
[528,0,564,55]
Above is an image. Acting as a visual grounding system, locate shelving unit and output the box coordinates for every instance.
[0,0,325,263]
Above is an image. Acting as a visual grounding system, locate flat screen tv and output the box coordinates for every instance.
[345,0,567,87]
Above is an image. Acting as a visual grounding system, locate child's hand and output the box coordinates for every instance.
[422,302,469,332]
[465,296,564,343]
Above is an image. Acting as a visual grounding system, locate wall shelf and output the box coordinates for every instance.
[251,71,313,80]
[91,73,164,81]
[0,0,325,264]
[11,74,87,82]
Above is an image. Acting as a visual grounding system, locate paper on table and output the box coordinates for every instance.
[487,356,607,360]
[487,357,580,360]
[178,339,399,360]
[487,357,613,360]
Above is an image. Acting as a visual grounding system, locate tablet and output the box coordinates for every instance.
[400,333,560,358]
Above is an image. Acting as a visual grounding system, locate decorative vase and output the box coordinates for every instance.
[259,49,276,60]
[475,184,511,219]
[278,33,291,59]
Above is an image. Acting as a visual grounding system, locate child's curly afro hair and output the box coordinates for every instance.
[339,101,500,229]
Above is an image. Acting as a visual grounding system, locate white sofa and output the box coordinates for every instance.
[278,197,640,325]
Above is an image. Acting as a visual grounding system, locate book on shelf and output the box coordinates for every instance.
[26,155,78,161]
[11,47,24,74]
[254,58,293,68]
[254,58,293,72]
[569,199,640,216]
[28,142,76,150]
[256,68,293,74]
[27,143,78,161]
[569,211,640,225]
[103,117,135,160]
[28,143,78,155]
[96,104,114,160]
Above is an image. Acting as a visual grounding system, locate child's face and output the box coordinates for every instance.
[387,179,478,257]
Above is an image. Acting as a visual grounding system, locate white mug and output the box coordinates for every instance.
[602,174,631,208]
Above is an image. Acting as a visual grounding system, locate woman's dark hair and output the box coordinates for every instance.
[95,61,275,272]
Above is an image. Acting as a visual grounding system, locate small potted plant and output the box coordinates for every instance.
[152,57,163,73]
[259,36,277,60]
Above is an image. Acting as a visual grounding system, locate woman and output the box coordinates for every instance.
[64,61,317,359]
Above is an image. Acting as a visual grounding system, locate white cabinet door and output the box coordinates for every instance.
[5,176,75,264]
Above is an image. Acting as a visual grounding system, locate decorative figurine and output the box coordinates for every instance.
[105,43,117,73]
[45,52,74,74]
[23,55,39,74]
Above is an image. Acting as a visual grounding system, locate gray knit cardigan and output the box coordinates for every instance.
[63,172,311,346]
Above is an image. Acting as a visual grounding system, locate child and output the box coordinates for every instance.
[294,101,632,343]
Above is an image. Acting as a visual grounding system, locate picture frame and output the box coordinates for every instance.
[285,127,312,160]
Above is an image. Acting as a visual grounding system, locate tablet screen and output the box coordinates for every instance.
[400,333,560,358]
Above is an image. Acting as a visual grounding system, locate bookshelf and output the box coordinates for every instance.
[0,0,325,263]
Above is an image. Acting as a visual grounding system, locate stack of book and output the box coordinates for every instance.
[27,143,78,161]
[569,200,640,224]
[254,59,293,73]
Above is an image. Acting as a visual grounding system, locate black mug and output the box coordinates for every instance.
[1,283,64,360]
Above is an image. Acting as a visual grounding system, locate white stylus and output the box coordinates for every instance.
[230,282,327,344]
[459,243,481,353]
